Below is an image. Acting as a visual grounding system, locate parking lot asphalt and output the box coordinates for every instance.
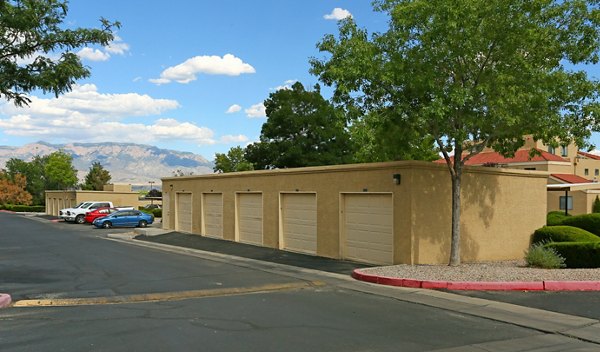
[24,213,600,322]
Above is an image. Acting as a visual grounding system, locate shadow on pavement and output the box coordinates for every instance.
[135,232,372,275]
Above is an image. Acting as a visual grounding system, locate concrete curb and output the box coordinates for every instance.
[0,294,12,308]
[352,269,600,291]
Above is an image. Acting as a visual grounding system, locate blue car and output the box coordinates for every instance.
[92,210,154,229]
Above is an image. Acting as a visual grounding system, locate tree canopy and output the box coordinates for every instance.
[5,151,78,204]
[0,171,32,205]
[4,155,45,204]
[81,161,111,191]
[246,82,355,169]
[0,0,119,106]
[44,150,78,190]
[214,146,254,173]
[311,0,600,265]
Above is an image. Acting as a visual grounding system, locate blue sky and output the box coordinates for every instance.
[0,1,598,161]
[0,1,386,160]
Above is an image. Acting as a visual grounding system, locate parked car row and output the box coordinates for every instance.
[59,201,135,224]
[59,202,154,229]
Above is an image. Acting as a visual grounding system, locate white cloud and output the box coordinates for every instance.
[226,104,242,113]
[245,103,266,118]
[77,48,110,61]
[220,134,249,143]
[271,79,298,91]
[76,36,130,62]
[324,8,352,20]
[150,54,255,84]
[0,85,217,145]
[0,84,179,119]
[105,36,130,55]
[150,118,215,144]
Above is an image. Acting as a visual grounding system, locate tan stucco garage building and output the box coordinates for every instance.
[161,161,548,265]
[45,184,139,216]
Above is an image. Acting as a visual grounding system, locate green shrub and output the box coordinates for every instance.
[0,204,45,212]
[139,208,162,218]
[561,213,600,236]
[524,242,566,269]
[545,242,600,268]
[547,211,571,226]
[532,226,600,244]
[593,196,600,213]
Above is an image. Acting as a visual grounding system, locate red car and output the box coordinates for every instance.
[84,207,119,224]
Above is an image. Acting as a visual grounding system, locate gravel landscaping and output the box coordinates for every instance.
[359,260,600,282]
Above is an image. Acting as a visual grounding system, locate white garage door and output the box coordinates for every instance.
[203,193,223,239]
[342,194,393,265]
[237,193,263,245]
[281,193,317,255]
[176,193,192,233]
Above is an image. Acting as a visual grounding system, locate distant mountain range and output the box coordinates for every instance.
[0,141,214,185]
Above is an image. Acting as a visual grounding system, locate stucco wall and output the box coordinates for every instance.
[45,190,140,216]
[161,161,547,265]
[408,164,547,264]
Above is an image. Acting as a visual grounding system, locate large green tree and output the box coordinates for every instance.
[44,150,77,190]
[0,0,119,106]
[246,82,354,169]
[214,146,254,173]
[81,161,111,190]
[311,0,600,265]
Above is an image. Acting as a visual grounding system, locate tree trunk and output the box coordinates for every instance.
[449,143,463,266]
[449,169,462,266]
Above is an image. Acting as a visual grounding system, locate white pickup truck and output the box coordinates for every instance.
[59,201,134,224]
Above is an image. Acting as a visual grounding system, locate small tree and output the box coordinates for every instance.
[593,196,600,213]
[0,0,119,106]
[81,162,111,191]
[0,172,32,205]
[45,151,78,190]
[214,146,254,173]
[5,156,46,204]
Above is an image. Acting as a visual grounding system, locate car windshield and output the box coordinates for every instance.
[77,202,91,208]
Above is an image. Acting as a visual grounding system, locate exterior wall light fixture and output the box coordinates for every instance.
[393,174,401,185]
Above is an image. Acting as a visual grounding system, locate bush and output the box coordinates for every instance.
[547,211,571,226]
[532,226,600,244]
[0,204,45,212]
[561,213,600,236]
[139,208,162,218]
[524,242,566,269]
[545,242,600,268]
[593,196,600,213]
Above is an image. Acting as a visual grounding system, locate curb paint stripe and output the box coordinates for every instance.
[12,281,324,308]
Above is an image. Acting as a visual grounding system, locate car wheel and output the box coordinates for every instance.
[75,215,85,224]
[102,221,112,229]
[138,220,147,228]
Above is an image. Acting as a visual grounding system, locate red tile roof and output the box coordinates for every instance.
[550,174,591,184]
[435,148,567,165]
[577,151,600,160]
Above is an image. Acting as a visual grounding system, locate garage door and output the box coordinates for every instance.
[342,194,393,265]
[281,193,317,255]
[176,193,192,233]
[203,193,223,239]
[237,193,263,245]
